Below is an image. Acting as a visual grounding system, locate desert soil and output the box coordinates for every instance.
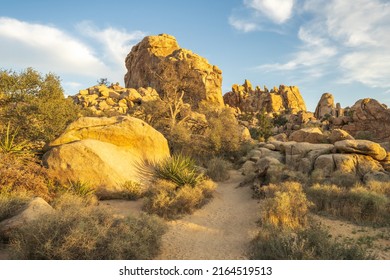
[155,170,260,260]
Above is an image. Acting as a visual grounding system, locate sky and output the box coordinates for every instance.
[0,0,389,111]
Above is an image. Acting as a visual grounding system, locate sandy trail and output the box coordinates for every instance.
[155,170,259,260]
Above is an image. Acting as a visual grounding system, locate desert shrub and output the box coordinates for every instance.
[249,223,374,260]
[267,166,308,185]
[0,153,52,201]
[0,192,30,222]
[250,111,273,141]
[272,114,288,127]
[206,157,232,182]
[0,122,29,154]
[117,181,146,200]
[260,182,313,230]
[9,194,166,259]
[143,179,216,219]
[307,184,390,225]
[153,154,204,187]
[0,68,79,147]
[365,180,390,197]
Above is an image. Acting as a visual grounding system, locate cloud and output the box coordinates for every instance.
[257,0,390,89]
[0,17,106,76]
[0,17,146,91]
[228,17,258,32]
[244,0,295,24]
[76,21,145,67]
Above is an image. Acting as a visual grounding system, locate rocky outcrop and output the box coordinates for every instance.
[0,198,53,239]
[334,139,387,161]
[223,80,306,114]
[329,129,354,144]
[72,84,159,115]
[341,98,390,142]
[289,127,327,144]
[43,116,170,196]
[314,93,335,119]
[124,34,224,108]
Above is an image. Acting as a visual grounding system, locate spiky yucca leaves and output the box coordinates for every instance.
[0,122,29,154]
[153,154,204,188]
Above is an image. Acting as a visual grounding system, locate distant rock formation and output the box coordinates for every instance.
[43,116,170,197]
[223,80,306,114]
[341,98,390,142]
[124,34,224,108]
[314,93,335,119]
[72,84,159,115]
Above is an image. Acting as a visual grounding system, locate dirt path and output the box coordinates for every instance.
[155,170,259,260]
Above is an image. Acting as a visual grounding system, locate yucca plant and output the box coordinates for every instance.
[66,180,95,198]
[0,122,29,154]
[154,154,204,187]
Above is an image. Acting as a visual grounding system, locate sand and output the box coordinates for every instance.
[155,170,260,260]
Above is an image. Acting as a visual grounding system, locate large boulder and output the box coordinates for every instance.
[334,139,387,161]
[0,197,53,239]
[289,127,328,144]
[282,142,334,173]
[43,116,170,196]
[223,81,306,114]
[314,93,335,119]
[314,154,385,177]
[124,34,224,108]
[328,129,354,144]
[342,98,390,141]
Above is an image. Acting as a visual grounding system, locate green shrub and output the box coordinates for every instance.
[260,182,313,230]
[143,179,216,219]
[206,157,232,182]
[307,184,390,225]
[249,223,374,260]
[0,68,79,147]
[9,194,166,260]
[153,154,204,187]
[0,122,29,154]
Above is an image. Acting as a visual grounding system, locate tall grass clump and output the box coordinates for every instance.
[9,194,166,260]
[206,157,232,182]
[249,223,374,260]
[144,154,216,219]
[307,183,390,226]
[260,182,313,230]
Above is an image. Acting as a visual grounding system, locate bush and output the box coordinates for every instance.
[260,182,313,230]
[206,157,232,182]
[143,179,216,219]
[0,153,53,201]
[153,154,204,187]
[9,194,166,259]
[0,68,79,147]
[249,223,374,260]
[307,183,390,225]
[0,192,30,222]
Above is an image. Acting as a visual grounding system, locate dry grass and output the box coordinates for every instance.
[143,179,216,219]
[0,153,53,201]
[8,194,166,260]
[249,223,374,260]
[307,183,390,226]
[206,157,232,182]
[260,182,313,230]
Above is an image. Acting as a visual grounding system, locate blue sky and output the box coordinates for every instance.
[1,0,389,111]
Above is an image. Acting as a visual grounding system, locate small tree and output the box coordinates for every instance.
[253,109,273,141]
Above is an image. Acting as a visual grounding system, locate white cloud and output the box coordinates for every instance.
[257,0,390,89]
[76,21,145,67]
[0,17,106,76]
[0,17,146,91]
[244,0,295,24]
[228,17,258,32]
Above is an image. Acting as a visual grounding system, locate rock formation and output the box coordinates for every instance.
[314,93,335,119]
[43,116,170,197]
[341,98,390,142]
[223,80,306,114]
[124,34,224,108]
[72,84,159,115]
